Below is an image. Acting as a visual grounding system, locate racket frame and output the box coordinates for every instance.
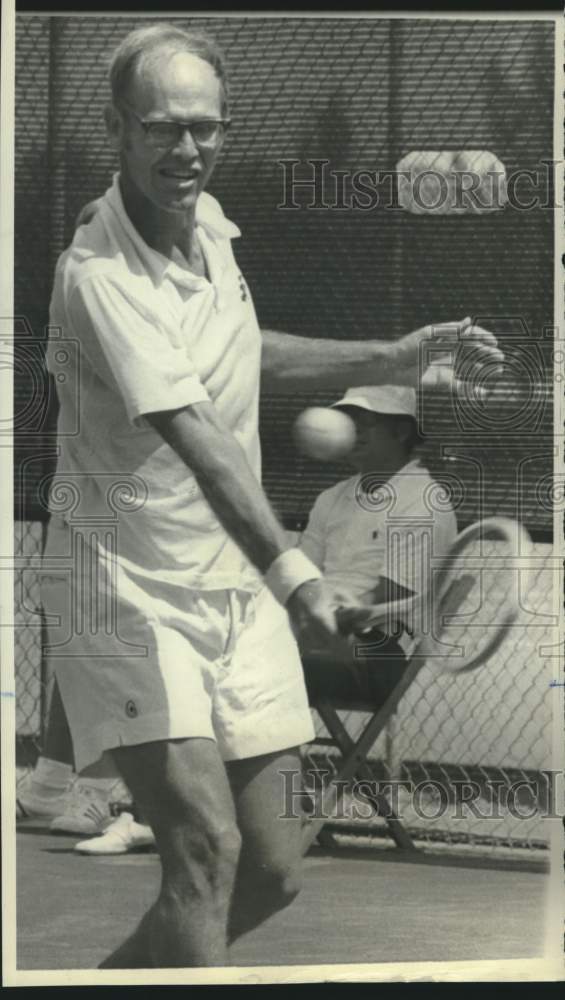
[341,516,532,674]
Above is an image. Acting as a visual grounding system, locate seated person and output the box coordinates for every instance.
[299,385,458,705]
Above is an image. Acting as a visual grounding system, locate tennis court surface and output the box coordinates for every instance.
[16,823,550,970]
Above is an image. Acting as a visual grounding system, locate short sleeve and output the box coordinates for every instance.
[67,274,210,425]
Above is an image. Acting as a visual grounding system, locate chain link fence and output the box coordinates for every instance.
[14,522,45,750]
[13,16,557,853]
[302,538,556,855]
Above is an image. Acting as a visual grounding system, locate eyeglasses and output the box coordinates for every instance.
[119,103,231,150]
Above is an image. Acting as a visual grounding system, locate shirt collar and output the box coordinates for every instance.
[196,189,241,241]
[387,457,425,488]
[351,458,426,500]
[103,173,240,288]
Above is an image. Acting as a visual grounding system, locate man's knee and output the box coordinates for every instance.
[272,859,302,909]
[244,853,303,911]
[113,737,243,894]
[206,820,243,876]
[161,816,242,898]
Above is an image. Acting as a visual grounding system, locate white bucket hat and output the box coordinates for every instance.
[331,385,417,419]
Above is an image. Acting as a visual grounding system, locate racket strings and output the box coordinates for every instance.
[423,531,529,672]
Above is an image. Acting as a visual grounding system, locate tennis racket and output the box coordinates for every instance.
[336,517,532,674]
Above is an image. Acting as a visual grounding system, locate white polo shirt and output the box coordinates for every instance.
[48,174,263,592]
[300,459,458,606]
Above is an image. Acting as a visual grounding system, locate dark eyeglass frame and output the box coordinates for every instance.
[118,102,231,149]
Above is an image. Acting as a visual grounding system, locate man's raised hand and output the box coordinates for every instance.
[391,317,504,397]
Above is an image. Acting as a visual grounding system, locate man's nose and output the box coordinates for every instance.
[174,127,199,155]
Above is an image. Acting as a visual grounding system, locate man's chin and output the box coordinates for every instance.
[152,179,202,214]
[160,191,199,214]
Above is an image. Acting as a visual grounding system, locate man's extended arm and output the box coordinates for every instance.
[260,330,397,391]
[146,401,345,650]
[148,401,289,574]
[260,321,503,392]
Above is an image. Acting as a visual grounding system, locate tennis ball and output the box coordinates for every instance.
[293,407,357,461]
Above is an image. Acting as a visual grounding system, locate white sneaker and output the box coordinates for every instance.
[49,782,111,835]
[17,774,71,820]
[74,812,155,855]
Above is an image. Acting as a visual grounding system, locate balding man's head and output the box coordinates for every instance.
[108,23,229,116]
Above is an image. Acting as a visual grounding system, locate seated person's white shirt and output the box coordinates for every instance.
[299,458,458,652]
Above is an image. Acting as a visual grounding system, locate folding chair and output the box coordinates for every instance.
[300,517,519,854]
[301,644,425,853]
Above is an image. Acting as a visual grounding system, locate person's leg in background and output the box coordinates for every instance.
[17,677,118,835]
[226,748,304,945]
[17,679,75,819]
[302,629,409,706]
[74,805,155,855]
[23,512,123,833]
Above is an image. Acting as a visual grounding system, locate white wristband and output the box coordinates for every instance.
[265,548,322,606]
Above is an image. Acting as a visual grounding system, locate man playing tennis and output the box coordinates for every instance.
[42,23,503,968]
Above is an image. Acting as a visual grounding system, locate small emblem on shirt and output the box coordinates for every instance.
[372,530,379,540]
[238,274,248,301]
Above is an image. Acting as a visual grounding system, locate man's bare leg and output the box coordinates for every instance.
[99,737,241,969]
[226,748,304,943]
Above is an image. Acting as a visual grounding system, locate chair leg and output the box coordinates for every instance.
[316,827,339,850]
[316,703,416,851]
[352,759,415,850]
[302,657,425,853]
[325,709,415,849]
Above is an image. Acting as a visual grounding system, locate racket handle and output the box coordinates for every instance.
[335,605,359,635]
[335,605,381,637]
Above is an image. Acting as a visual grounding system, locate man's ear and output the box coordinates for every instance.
[104,103,124,152]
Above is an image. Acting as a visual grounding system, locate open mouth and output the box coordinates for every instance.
[159,169,200,183]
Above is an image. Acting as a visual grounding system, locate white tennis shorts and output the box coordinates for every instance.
[39,516,315,774]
